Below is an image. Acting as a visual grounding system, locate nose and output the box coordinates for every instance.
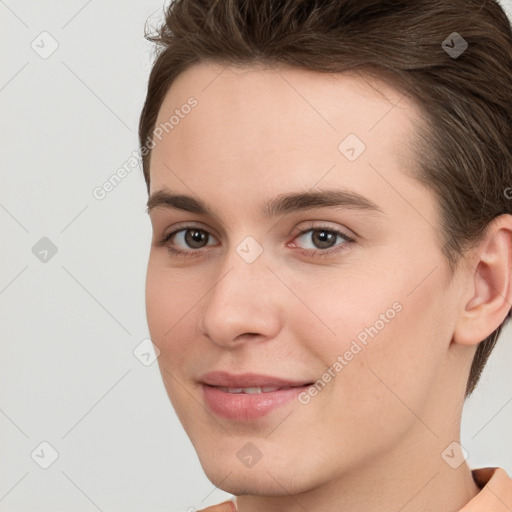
[199,245,283,348]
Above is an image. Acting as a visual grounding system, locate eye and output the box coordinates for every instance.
[158,225,219,257]
[290,226,355,257]
[157,223,355,259]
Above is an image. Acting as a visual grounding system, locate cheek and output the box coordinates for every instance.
[286,264,401,364]
[146,264,199,418]
[145,263,170,339]
[334,279,447,430]
[145,262,194,362]
[296,253,448,410]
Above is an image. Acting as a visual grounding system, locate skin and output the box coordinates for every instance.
[145,61,512,512]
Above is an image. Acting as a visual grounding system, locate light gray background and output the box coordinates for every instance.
[1,1,511,511]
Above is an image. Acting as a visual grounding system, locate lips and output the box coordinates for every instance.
[216,386,286,393]
[199,371,315,421]
[199,370,313,388]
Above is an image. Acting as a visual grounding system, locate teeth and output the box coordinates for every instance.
[217,386,283,393]
[242,387,263,394]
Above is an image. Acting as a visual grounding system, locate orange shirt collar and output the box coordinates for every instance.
[461,467,512,511]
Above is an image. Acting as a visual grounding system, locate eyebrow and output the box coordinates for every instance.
[146,188,384,219]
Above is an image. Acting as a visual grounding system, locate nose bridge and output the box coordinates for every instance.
[200,234,281,345]
[210,235,270,309]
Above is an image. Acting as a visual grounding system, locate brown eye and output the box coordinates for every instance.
[159,226,219,257]
[292,227,354,253]
[180,228,210,249]
[309,229,338,249]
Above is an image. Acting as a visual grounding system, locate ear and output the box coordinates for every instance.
[452,214,512,347]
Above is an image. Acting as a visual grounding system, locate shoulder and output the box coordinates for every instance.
[197,499,237,512]
[462,467,512,511]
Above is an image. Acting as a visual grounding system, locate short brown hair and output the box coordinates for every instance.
[139,0,512,398]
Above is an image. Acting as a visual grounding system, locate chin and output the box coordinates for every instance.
[204,471,305,497]
[198,452,316,497]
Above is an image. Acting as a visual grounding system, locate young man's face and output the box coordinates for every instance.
[145,62,472,495]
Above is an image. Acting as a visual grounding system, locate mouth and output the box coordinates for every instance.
[199,370,314,389]
[198,372,315,421]
[212,384,312,394]
[201,382,313,423]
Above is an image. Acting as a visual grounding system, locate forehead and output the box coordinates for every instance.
[148,61,431,224]
[154,62,415,143]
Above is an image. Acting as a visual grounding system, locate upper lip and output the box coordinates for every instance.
[199,371,314,388]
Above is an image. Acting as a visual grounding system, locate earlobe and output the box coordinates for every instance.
[452,215,512,347]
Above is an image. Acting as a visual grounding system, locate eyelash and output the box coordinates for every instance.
[158,224,355,260]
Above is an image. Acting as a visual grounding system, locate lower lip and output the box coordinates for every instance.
[201,384,310,421]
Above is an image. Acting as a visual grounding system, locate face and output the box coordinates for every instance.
[145,62,464,495]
